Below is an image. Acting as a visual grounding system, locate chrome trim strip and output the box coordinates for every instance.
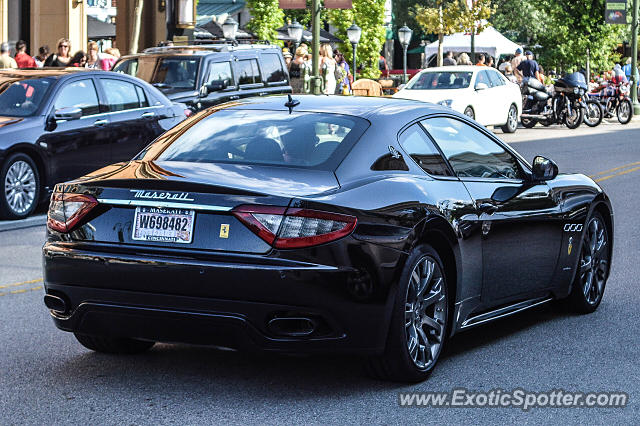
[460,297,553,329]
[97,198,232,212]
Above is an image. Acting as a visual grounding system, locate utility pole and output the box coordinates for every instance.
[130,0,144,54]
[632,0,640,114]
[311,0,322,94]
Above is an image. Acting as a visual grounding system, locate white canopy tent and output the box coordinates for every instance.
[424,26,522,60]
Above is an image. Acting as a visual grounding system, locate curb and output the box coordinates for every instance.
[0,215,47,232]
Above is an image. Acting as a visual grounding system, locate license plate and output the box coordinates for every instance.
[132,207,195,244]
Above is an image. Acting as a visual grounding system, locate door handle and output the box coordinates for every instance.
[259,92,268,96]
[229,95,240,100]
[477,202,498,215]
[141,112,156,119]
[93,119,108,127]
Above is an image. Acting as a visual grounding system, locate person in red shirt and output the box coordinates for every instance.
[14,40,36,68]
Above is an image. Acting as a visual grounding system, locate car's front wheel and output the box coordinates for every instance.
[74,333,155,354]
[500,104,518,133]
[366,244,449,382]
[0,153,40,220]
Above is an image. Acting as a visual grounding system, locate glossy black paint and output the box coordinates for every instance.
[43,95,613,354]
[0,69,187,199]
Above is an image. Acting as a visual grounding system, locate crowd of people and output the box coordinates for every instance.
[0,38,120,70]
[282,42,353,95]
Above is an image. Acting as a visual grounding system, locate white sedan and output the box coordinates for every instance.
[393,66,521,133]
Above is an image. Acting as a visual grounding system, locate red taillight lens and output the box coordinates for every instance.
[233,205,357,249]
[184,109,193,117]
[47,192,98,233]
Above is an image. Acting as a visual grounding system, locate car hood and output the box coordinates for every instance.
[393,89,466,103]
[74,160,340,197]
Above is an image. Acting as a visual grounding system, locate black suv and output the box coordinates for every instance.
[113,44,292,112]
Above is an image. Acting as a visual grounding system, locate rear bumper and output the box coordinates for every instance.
[43,242,397,354]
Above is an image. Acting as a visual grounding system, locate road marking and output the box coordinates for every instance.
[0,278,43,289]
[590,161,640,177]
[0,285,43,297]
[595,166,640,182]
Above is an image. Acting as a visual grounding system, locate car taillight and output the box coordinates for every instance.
[184,109,192,117]
[47,192,98,233]
[233,205,357,249]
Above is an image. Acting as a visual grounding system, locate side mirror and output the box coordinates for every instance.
[203,79,228,95]
[532,156,558,181]
[397,84,406,91]
[475,82,489,91]
[54,107,82,121]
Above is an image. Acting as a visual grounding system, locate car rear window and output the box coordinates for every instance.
[0,78,53,117]
[407,72,472,90]
[154,109,369,170]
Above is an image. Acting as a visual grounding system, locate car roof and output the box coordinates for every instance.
[120,44,282,60]
[0,68,94,79]
[227,94,450,122]
[420,66,491,73]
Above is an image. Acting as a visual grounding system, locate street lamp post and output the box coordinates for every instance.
[398,24,413,84]
[347,23,362,84]
[222,17,239,42]
[632,0,640,114]
[287,20,304,56]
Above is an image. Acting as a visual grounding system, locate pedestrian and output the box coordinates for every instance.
[504,64,518,83]
[457,53,472,65]
[612,64,627,85]
[33,45,49,67]
[443,51,457,66]
[100,47,120,70]
[0,42,17,69]
[486,56,494,68]
[319,43,337,95]
[379,54,389,77]
[86,41,101,69]
[288,45,308,94]
[14,40,36,68]
[516,50,540,81]
[44,38,72,67]
[510,48,524,82]
[475,53,486,66]
[282,48,292,68]
[70,51,87,67]
[335,50,351,94]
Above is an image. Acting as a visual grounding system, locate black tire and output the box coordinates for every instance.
[583,100,603,127]
[0,152,40,220]
[566,211,610,314]
[617,98,632,124]
[500,104,518,133]
[463,106,475,120]
[521,117,537,128]
[564,105,583,129]
[74,333,155,354]
[366,244,449,382]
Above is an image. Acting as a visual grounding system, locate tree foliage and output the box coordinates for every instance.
[328,0,387,79]
[490,0,546,45]
[246,0,285,44]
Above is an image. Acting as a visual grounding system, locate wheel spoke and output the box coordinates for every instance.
[421,315,442,335]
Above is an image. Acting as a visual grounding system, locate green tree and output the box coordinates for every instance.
[490,0,546,45]
[328,0,387,79]
[247,0,285,44]
[414,0,493,66]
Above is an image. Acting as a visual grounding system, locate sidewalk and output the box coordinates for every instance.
[0,214,46,232]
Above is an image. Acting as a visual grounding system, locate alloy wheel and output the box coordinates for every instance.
[4,160,36,215]
[507,105,518,129]
[617,100,632,124]
[579,216,608,305]
[404,256,447,370]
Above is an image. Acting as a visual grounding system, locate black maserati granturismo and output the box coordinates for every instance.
[43,95,613,382]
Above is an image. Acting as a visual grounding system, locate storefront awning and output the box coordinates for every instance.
[197,0,246,17]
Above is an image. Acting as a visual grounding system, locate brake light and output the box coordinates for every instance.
[47,192,98,233]
[233,205,357,249]
[184,109,192,117]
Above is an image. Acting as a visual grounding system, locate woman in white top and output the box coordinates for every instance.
[319,44,337,95]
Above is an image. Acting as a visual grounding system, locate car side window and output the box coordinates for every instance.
[398,124,453,177]
[262,53,287,83]
[101,79,146,112]
[237,59,261,85]
[421,117,525,180]
[475,70,490,88]
[206,61,234,87]
[487,70,504,87]
[135,85,149,108]
[113,59,138,76]
[54,79,100,116]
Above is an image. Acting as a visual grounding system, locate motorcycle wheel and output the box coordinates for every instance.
[564,107,583,129]
[617,98,632,124]
[583,100,603,127]
[521,117,537,128]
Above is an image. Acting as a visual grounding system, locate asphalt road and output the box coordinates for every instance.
[1,121,639,424]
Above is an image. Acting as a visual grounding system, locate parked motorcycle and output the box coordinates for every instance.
[520,72,598,129]
[590,82,633,125]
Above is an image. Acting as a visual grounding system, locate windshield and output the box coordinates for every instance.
[0,78,52,117]
[407,71,473,90]
[151,57,200,90]
[155,109,369,170]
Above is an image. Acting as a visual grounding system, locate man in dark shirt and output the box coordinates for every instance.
[517,51,540,81]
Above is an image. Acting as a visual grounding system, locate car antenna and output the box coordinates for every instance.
[284,94,300,114]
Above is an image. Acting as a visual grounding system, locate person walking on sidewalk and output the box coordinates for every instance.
[14,40,36,68]
[44,38,72,67]
[0,43,17,69]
